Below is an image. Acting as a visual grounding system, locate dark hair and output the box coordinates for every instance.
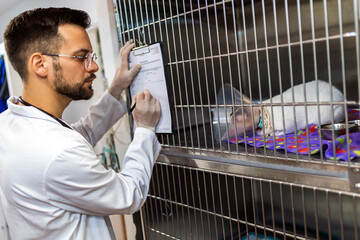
[3,7,91,81]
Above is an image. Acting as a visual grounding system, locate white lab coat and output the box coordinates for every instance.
[0,90,161,240]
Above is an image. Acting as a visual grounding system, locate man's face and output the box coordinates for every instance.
[52,58,95,100]
[50,24,99,100]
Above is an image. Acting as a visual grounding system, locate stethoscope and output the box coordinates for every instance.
[18,96,72,130]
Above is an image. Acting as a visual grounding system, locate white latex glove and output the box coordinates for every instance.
[132,90,161,132]
[108,40,141,99]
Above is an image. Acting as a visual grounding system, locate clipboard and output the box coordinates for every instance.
[128,42,173,134]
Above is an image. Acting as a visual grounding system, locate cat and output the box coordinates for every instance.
[222,80,345,139]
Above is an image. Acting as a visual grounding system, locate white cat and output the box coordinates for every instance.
[223,80,345,139]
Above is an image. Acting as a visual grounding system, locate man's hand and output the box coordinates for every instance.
[132,90,161,132]
[108,40,141,99]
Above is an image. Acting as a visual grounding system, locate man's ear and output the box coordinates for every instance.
[29,53,48,77]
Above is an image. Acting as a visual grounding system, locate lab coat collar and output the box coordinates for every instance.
[7,96,66,126]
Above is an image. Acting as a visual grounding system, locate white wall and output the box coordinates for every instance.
[0,43,4,55]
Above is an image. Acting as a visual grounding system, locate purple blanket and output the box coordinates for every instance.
[227,109,360,161]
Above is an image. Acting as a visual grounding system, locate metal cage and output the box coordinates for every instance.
[144,162,360,240]
[114,0,360,239]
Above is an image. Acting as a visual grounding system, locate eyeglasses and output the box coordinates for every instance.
[41,52,97,70]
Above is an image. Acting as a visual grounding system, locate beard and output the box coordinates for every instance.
[53,61,95,100]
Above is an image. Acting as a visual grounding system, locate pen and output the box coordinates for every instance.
[128,102,136,115]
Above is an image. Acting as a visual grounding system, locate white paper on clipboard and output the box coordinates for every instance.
[129,42,172,133]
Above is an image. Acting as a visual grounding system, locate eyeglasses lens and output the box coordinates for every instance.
[85,53,97,70]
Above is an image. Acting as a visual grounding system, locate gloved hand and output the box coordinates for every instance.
[132,90,161,132]
[108,40,141,99]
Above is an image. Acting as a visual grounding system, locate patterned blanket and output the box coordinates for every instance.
[227,109,360,161]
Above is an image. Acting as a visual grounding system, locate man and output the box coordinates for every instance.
[0,7,161,240]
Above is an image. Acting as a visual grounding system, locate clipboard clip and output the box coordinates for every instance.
[132,45,150,55]
[132,28,150,55]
